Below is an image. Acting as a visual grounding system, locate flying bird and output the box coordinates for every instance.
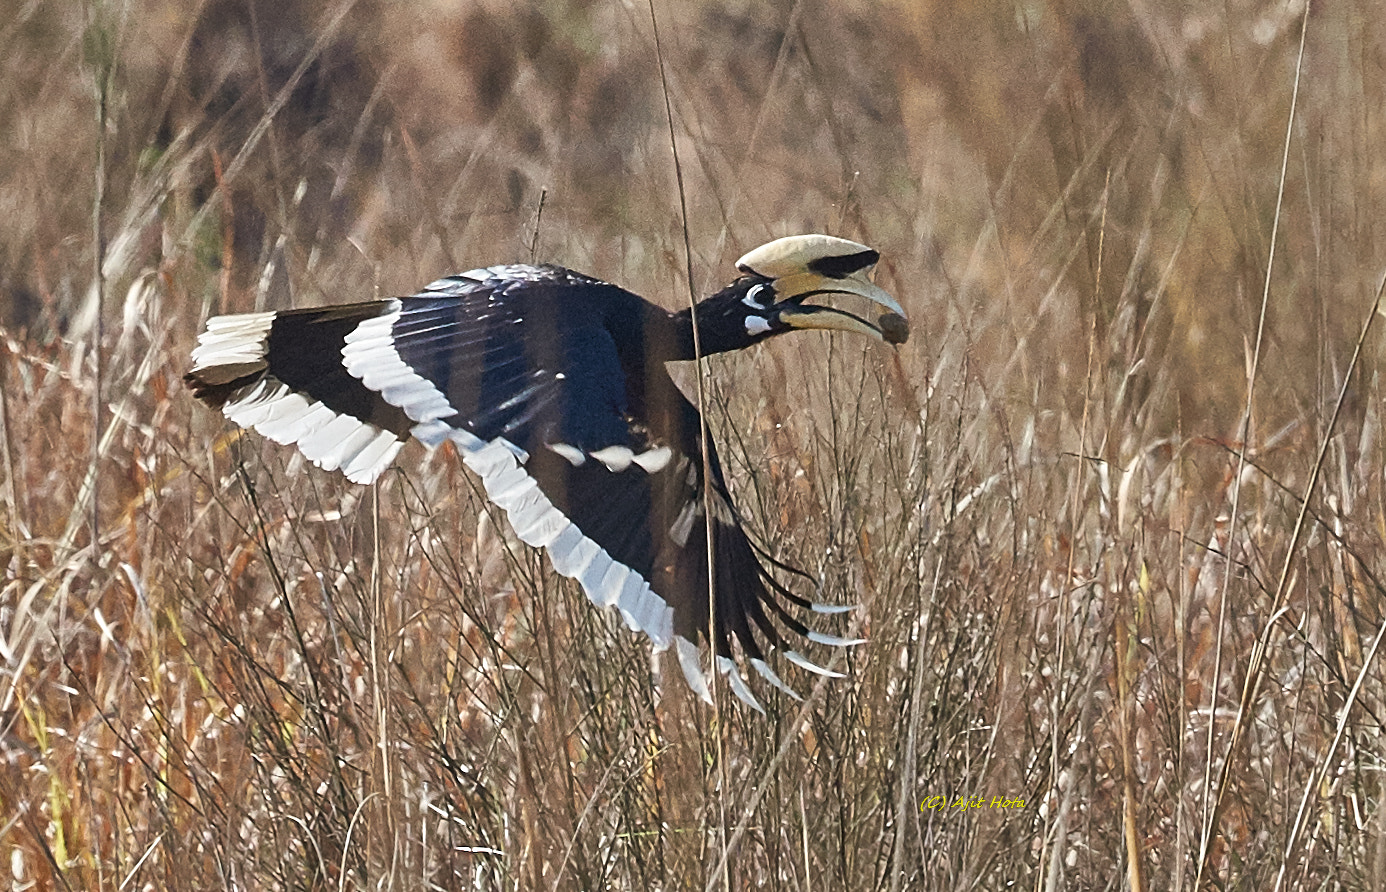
[186,234,907,711]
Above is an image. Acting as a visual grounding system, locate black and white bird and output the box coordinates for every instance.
[186,234,907,711]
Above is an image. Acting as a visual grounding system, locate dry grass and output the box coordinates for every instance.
[3,0,1386,888]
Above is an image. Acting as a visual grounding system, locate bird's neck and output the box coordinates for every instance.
[667,305,741,359]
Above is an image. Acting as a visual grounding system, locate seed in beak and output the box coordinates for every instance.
[879,312,909,345]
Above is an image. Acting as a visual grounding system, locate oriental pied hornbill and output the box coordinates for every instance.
[186,235,907,711]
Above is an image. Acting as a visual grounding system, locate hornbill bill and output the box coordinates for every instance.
[186,234,908,711]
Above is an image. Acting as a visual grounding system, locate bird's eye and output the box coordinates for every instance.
[741,283,771,308]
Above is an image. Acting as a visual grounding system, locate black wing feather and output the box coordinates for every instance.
[392,271,634,453]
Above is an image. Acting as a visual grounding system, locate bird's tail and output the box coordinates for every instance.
[186,302,412,483]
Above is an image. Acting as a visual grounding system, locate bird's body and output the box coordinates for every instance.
[186,235,905,710]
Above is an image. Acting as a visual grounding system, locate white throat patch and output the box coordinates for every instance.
[744,315,772,337]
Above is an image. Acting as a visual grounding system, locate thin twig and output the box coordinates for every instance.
[645,3,729,888]
[1043,247,1100,892]
[1195,2,1313,881]
[529,187,547,263]
[1270,269,1386,889]
[89,0,110,553]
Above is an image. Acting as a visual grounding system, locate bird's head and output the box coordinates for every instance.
[692,235,907,354]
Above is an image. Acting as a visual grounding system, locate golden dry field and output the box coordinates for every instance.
[2,0,1385,888]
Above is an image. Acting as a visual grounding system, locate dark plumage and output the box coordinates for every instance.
[186,235,906,709]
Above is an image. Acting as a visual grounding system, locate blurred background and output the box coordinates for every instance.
[2,0,1384,888]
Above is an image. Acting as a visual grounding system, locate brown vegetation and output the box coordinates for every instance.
[2,0,1384,888]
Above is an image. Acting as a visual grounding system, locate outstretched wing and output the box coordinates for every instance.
[185,266,646,481]
[187,264,857,710]
[633,379,861,710]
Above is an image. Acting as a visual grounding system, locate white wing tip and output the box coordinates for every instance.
[750,658,803,701]
[676,636,713,705]
[717,656,764,714]
[810,602,859,615]
[807,631,867,647]
[784,650,845,678]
